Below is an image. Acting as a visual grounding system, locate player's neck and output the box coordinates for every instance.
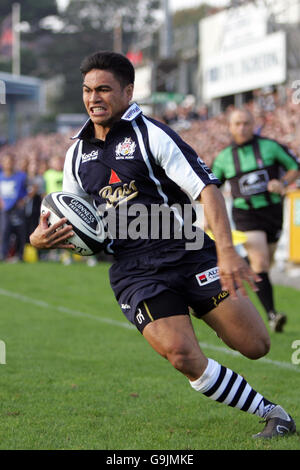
[94,124,110,141]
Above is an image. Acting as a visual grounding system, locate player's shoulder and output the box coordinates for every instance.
[65,139,81,159]
[141,114,182,142]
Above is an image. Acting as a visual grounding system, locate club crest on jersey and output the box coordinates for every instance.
[116,137,136,160]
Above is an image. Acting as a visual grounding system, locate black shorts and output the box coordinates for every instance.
[109,240,229,333]
[232,203,283,244]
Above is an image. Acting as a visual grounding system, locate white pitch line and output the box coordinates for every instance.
[0,287,134,330]
[1,287,299,373]
[199,341,300,373]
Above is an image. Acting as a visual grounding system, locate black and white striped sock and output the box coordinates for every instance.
[190,358,275,418]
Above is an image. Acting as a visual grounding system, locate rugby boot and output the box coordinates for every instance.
[268,311,287,333]
[253,405,296,439]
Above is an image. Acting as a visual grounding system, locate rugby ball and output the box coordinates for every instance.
[41,192,107,256]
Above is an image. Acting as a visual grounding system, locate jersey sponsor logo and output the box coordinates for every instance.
[116,137,136,160]
[81,149,98,163]
[196,267,220,286]
[238,170,269,196]
[99,179,139,208]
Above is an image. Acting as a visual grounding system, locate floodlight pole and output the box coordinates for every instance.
[12,2,21,76]
[113,13,123,53]
[160,0,173,58]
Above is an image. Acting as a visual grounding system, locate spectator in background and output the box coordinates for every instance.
[38,159,48,179]
[212,109,300,332]
[25,159,46,243]
[43,156,63,194]
[0,152,27,262]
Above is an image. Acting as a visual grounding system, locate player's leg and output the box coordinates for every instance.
[201,288,270,359]
[134,291,207,380]
[140,303,295,439]
[243,230,286,331]
[143,314,208,381]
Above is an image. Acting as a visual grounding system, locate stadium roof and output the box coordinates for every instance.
[0,71,44,144]
[0,71,43,101]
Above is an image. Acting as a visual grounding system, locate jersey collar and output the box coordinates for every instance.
[71,103,142,140]
[231,134,257,148]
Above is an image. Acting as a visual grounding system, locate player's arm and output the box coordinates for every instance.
[198,184,260,298]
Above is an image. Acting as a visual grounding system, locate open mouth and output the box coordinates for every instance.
[90,106,107,116]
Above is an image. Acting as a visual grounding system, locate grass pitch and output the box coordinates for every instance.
[0,261,299,450]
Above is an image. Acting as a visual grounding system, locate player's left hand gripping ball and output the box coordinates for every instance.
[41,192,107,256]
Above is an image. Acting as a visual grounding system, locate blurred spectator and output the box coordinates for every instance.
[0,152,27,262]
[25,159,46,243]
[38,159,48,178]
[44,155,63,194]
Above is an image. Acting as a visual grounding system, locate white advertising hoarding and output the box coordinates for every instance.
[133,65,152,102]
[202,31,286,101]
[200,4,268,59]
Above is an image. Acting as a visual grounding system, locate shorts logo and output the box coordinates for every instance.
[212,290,229,308]
[121,303,131,310]
[196,267,220,286]
[116,137,136,160]
[136,308,145,325]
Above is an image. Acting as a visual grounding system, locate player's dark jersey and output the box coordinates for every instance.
[212,135,299,210]
[63,103,220,259]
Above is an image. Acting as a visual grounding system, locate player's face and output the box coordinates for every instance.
[82,69,133,139]
[229,111,254,145]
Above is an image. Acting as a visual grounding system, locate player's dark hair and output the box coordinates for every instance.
[80,51,135,88]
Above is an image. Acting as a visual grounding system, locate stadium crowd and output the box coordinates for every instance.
[0,87,300,262]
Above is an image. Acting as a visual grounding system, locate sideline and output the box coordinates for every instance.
[0,287,299,373]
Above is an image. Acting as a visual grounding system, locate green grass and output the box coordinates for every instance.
[0,261,300,450]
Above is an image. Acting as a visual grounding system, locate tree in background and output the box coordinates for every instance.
[0,0,160,115]
[43,0,160,113]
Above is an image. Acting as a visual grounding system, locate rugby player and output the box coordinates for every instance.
[30,51,296,439]
[213,109,299,332]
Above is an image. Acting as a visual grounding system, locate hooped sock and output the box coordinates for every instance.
[189,358,276,418]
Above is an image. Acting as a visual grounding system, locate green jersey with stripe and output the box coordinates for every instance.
[212,135,299,210]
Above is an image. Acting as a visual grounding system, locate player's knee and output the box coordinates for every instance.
[244,335,270,360]
[166,343,199,373]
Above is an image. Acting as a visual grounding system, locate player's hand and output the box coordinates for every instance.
[29,211,75,250]
[217,248,261,299]
[267,179,286,196]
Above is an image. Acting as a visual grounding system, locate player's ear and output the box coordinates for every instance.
[126,83,134,101]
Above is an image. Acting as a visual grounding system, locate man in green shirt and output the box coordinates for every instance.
[212,109,299,332]
[43,156,63,194]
